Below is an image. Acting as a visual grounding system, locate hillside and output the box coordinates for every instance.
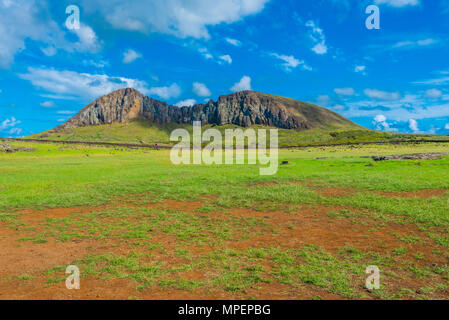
[28,88,445,146]
[53,88,360,131]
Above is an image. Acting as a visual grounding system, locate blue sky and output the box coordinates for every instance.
[1,0,449,137]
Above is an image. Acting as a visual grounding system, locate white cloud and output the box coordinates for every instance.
[231,76,252,92]
[81,0,270,39]
[334,88,355,96]
[219,55,233,64]
[364,89,400,100]
[72,24,102,53]
[270,53,311,72]
[0,1,101,68]
[445,123,449,130]
[425,89,442,99]
[193,82,211,97]
[175,99,197,107]
[408,119,419,132]
[316,95,330,107]
[198,49,232,65]
[354,65,366,74]
[40,101,55,108]
[41,46,57,57]
[333,105,345,111]
[0,117,22,136]
[0,117,21,131]
[57,110,76,115]
[312,43,328,55]
[414,76,449,85]
[339,93,449,124]
[198,47,214,60]
[305,20,328,55]
[123,49,142,64]
[0,0,52,68]
[83,59,109,68]
[225,38,241,46]
[374,114,387,123]
[375,0,420,7]
[148,83,181,100]
[19,67,151,100]
[372,114,398,132]
[7,127,23,135]
[392,38,438,50]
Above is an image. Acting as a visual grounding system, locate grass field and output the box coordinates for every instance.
[28,119,449,147]
[0,140,448,300]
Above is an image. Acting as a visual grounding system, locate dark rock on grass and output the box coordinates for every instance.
[1,143,36,153]
[281,161,290,165]
[373,156,389,161]
[372,153,449,161]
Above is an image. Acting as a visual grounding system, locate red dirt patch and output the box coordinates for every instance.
[1,196,448,300]
[376,189,448,199]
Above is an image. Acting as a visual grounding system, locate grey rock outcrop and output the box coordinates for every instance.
[56,88,356,131]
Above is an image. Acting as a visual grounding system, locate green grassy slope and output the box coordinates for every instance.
[27,119,449,147]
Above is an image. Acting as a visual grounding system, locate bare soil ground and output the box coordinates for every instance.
[1,187,448,300]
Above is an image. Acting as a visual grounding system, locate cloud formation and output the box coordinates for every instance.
[334,88,355,96]
[123,49,142,64]
[374,0,420,7]
[219,55,233,64]
[81,0,270,39]
[231,76,252,92]
[225,38,242,47]
[193,82,211,97]
[271,53,311,72]
[0,1,101,68]
[175,99,197,107]
[19,67,150,100]
[305,20,328,55]
[364,89,400,100]
[0,117,22,136]
[148,83,181,100]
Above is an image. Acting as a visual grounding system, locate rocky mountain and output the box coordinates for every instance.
[55,88,358,131]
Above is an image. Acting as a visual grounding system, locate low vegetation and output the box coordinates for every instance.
[0,140,448,299]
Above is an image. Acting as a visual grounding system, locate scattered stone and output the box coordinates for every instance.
[372,153,449,161]
[0,144,36,153]
[373,156,388,162]
[281,161,290,165]
[16,147,36,152]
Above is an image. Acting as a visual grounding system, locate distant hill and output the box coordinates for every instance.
[29,88,444,146]
[53,88,360,130]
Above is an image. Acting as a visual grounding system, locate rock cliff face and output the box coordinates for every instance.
[56,88,356,131]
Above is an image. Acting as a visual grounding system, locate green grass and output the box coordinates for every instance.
[1,140,449,299]
[26,119,449,147]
